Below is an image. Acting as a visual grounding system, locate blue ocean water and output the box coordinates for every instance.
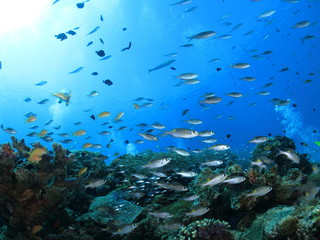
[0,0,319,164]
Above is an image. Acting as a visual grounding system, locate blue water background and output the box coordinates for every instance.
[0,0,319,164]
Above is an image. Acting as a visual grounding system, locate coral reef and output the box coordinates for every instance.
[0,135,318,240]
[176,218,234,240]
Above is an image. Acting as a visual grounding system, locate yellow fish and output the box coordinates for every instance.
[98,111,111,118]
[133,104,140,109]
[52,93,68,100]
[82,143,92,148]
[38,129,47,137]
[73,129,86,136]
[26,115,37,123]
[78,167,88,177]
[28,148,46,163]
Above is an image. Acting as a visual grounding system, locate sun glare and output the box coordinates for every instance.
[0,0,49,34]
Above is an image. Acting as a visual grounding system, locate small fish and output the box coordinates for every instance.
[202,174,228,187]
[24,98,32,102]
[44,120,53,125]
[114,112,124,121]
[66,30,76,35]
[121,42,132,51]
[165,128,198,138]
[27,132,37,137]
[76,2,85,8]
[90,115,95,120]
[185,119,202,125]
[293,20,310,28]
[37,99,49,104]
[180,195,199,201]
[60,139,73,144]
[86,26,100,35]
[100,15,104,21]
[100,38,104,44]
[175,73,198,80]
[201,138,217,144]
[142,158,171,169]
[52,0,60,5]
[26,115,37,123]
[257,9,276,18]
[223,176,246,184]
[69,67,83,74]
[240,76,256,81]
[200,97,222,104]
[184,6,197,13]
[78,167,88,177]
[99,55,112,61]
[182,109,189,116]
[180,44,193,47]
[198,130,215,137]
[171,0,192,5]
[149,212,173,218]
[55,33,67,41]
[1,125,17,134]
[149,60,176,73]
[201,160,223,167]
[91,144,102,149]
[139,133,159,141]
[103,79,113,86]
[82,143,92,148]
[156,182,188,192]
[96,50,105,57]
[188,31,216,40]
[109,224,138,236]
[84,179,106,189]
[230,63,250,69]
[160,223,183,230]
[172,148,190,156]
[208,144,230,151]
[35,81,47,86]
[245,186,272,198]
[98,112,111,118]
[73,129,86,136]
[249,136,268,144]
[87,41,93,47]
[276,148,300,164]
[28,148,46,163]
[176,171,197,177]
[186,207,210,217]
[215,34,232,40]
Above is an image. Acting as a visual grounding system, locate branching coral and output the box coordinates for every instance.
[177,218,234,240]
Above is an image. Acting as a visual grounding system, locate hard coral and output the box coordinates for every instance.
[177,218,234,240]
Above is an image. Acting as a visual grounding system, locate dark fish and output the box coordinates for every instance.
[103,79,113,86]
[108,126,113,129]
[42,136,54,142]
[124,140,130,144]
[184,6,197,13]
[313,130,317,133]
[268,133,272,136]
[91,72,98,76]
[121,42,131,51]
[0,61,2,69]
[171,67,176,70]
[226,134,231,139]
[279,67,289,72]
[24,98,31,102]
[30,125,39,129]
[52,0,60,5]
[86,26,100,35]
[76,2,85,8]
[231,23,243,32]
[96,50,105,57]
[292,104,297,107]
[123,27,127,31]
[99,55,112,61]
[27,132,37,137]
[145,98,154,101]
[38,99,49,104]
[110,139,114,142]
[149,60,176,73]
[74,122,82,125]
[180,44,193,47]
[84,109,92,112]
[53,125,61,130]
[69,67,83,74]
[100,15,104,21]
[216,68,222,72]
[313,108,316,111]
[35,81,47,86]
[1,125,17,134]
[87,41,93,47]
[60,139,73,144]
[55,33,67,41]
[100,38,104,44]
[182,109,189,116]
[44,120,53,125]
[74,27,80,30]
[90,114,95,120]
[66,30,76,35]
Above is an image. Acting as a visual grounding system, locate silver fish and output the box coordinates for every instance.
[142,158,171,169]
[186,207,210,217]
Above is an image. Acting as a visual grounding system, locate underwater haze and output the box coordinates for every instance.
[0,0,319,162]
